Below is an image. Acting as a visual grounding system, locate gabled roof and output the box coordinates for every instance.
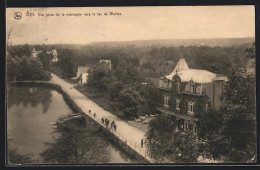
[78,66,90,73]
[162,58,227,83]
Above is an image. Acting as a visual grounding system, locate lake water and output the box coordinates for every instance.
[7,85,136,164]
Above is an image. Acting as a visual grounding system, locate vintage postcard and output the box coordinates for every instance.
[6,6,256,164]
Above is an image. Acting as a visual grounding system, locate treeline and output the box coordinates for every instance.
[6,54,51,82]
[8,43,251,80]
[6,44,55,82]
[84,58,161,119]
[68,43,250,77]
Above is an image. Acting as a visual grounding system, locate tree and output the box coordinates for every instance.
[40,118,110,164]
[38,52,52,70]
[196,108,230,160]
[245,42,256,59]
[138,82,161,114]
[6,55,21,82]
[222,67,256,162]
[118,85,148,119]
[146,114,199,163]
[8,44,31,58]
[57,49,75,78]
[87,64,117,95]
[7,138,35,164]
[6,55,51,82]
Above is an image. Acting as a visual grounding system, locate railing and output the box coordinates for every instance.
[163,105,169,109]
[157,86,172,91]
[188,111,194,116]
[82,108,152,162]
[182,91,204,96]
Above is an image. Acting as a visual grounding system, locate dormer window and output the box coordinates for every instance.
[163,80,168,89]
[190,84,195,93]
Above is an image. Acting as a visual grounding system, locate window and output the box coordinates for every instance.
[164,95,170,108]
[176,99,180,110]
[206,103,209,112]
[176,83,180,92]
[163,80,168,88]
[189,124,193,131]
[190,84,195,92]
[188,102,195,116]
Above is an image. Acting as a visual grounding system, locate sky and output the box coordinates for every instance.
[6,6,255,45]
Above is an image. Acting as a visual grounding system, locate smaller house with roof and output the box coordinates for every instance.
[31,48,42,58]
[76,66,90,84]
[100,60,112,70]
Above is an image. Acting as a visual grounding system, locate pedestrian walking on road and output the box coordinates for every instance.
[101,117,104,124]
[111,121,114,129]
[94,113,96,119]
[113,124,117,132]
[141,139,144,148]
[89,110,91,114]
[106,120,110,127]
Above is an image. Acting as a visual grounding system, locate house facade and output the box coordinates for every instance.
[100,60,112,70]
[31,48,42,58]
[47,49,58,62]
[157,58,228,133]
[77,66,90,84]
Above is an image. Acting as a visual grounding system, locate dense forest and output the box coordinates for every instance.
[63,43,251,77]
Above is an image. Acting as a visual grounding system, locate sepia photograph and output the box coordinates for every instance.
[6,6,256,164]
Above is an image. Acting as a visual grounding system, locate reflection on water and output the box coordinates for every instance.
[7,85,53,113]
[7,85,136,164]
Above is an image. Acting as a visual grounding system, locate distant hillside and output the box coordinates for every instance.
[90,37,254,47]
[15,37,254,50]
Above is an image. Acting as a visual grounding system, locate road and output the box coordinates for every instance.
[50,73,152,162]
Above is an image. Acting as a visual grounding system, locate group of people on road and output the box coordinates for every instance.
[86,109,144,149]
[101,117,117,132]
[88,109,117,132]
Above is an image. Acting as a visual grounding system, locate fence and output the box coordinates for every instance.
[82,108,151,162]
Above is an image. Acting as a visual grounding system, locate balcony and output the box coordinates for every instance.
[156,107,198,121]
[158,86,172,91]
[163,105,169,109]
[181,91,204,96]
[188,111,194,117]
